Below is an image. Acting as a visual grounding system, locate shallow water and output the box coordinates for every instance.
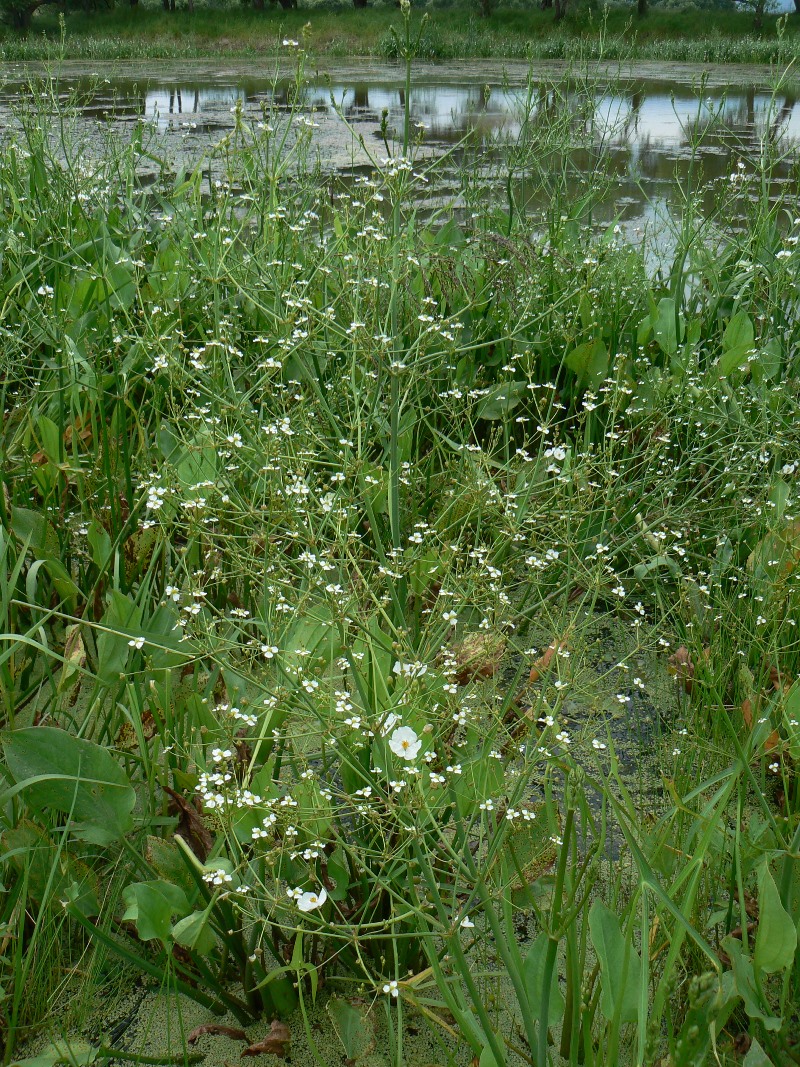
[1,57,799,244]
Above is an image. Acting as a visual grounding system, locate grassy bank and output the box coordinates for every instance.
[1,5,800,61]
[2,38,800,1067]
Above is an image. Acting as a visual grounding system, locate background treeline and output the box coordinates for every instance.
[0,0,794,35]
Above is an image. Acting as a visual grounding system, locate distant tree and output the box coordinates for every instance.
[731,0,768,28]
[540,0,567,20]
[1,0,51,29]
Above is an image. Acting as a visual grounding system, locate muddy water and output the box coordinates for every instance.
[1,58,799,240]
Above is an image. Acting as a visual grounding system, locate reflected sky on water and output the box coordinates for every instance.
[1,58,798,248]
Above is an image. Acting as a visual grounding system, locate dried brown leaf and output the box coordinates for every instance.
[116,711,157,752]
[188,1026,248,1047]
[741,697,754,730]
[668,646,695,695]
[529,638,567,684]
[241,1021,291,1059]
[164,785,214,862]
[453,632,507,685]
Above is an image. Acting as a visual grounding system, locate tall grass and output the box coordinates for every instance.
[2,32,800,1067]
[2,5,800,62]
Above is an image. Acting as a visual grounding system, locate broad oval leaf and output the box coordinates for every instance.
[754,863,797,975]
[2,727,136,844]
[475,381,528,420]
[588,900,641,1024]
[122,880,191,944]
[523,932,565,1026]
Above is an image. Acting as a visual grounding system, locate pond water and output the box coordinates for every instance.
[2,58,799,243]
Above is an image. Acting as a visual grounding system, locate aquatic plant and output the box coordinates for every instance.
[2,27,800,1067]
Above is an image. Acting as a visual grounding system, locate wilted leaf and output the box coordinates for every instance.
[668,646,695,696]
[58,625,86,694]
[164,785,213,861]
[529,638,567,683]
[187,1026,248,1046]
[453,632,506,684]
[241,1020,291,1059]
[116,711,157,752]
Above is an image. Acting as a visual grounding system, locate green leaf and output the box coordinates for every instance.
[723,311,754,353]
[478,1045,502,1067]
[122,880,191,944]
[35,415,61,465]
[588,901,641,1023]
[327,997,376,1063]
[172,909,217,955]
[523,933,564,1026]
[565,338,608,388]
[96,591,143,686]
[751,338,782,383]
[9,1039,98,1067]
[721,938,782,1030]
[784,681,800,762]
[475,381,528,420]
[743,1038,775,1067]
[1,727,135,844]
[9,507,80,605]
[2,820,99,918]
[326,846,350,902]
[651,298,684,357]
[754,862,797,974]
[86,519,113,570]
[718,312,755,376]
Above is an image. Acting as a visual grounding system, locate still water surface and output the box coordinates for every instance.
[1,58,798,238]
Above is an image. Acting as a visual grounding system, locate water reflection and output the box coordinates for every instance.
[2,61,798,232]
[128,75,800,160]
[146,86,245,127]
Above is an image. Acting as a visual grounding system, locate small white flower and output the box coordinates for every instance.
[296,888,327,912]
[128,636,145,650]
[389,726,421,761]
[382,980,399,997]
[460,916,475,928]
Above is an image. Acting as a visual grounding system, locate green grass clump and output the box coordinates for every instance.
[2,4,800,60]
[2,37,800,1067]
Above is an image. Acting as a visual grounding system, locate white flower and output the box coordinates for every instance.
[392,660,428,678]
[380,712,401,736]
[460,916,475,928]
[389,726,421,761]
[128,636,145,649]
[296,888,327,912]
[382,980,399,997]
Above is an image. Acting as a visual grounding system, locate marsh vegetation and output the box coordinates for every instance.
[2,24,800,1067]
